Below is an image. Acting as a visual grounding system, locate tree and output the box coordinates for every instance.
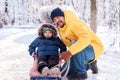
[90,0,97,33]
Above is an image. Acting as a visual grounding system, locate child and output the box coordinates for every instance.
[29,24,66,76]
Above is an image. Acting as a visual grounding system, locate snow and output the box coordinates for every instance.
[0,0,120,80]
[0,26,120,80]
[0,27,37,80]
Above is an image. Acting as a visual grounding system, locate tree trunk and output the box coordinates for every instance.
[90,0,97,33]
[119,1,120,28]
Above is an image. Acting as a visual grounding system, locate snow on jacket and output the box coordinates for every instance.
[29,36,66,58]
[58,10,104,60]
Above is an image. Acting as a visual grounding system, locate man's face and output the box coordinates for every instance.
[53,16,65,28]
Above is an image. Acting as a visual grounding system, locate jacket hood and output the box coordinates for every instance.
[64,10,79,26]
[38,24,57,37]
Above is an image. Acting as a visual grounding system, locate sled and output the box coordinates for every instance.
[30,60,70,80]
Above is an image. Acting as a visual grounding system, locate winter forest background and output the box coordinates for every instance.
[0,0,120,80]
[0,0,120,51]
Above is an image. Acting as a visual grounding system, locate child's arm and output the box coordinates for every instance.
[57,37,67,53]
[28,37,39,56]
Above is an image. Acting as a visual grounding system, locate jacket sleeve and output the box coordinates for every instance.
[69,21,91,55]
[28,37,40,55]
[56,37,67,53]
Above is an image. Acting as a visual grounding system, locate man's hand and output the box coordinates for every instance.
[59,51,72,61]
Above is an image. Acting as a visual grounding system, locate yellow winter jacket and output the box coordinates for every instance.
[58,10,104,60]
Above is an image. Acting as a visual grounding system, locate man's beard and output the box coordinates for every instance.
[57,21,65,28]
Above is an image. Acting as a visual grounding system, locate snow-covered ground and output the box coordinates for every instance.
[0,27,120,80]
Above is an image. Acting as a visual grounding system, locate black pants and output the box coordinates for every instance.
[38,55,59,72]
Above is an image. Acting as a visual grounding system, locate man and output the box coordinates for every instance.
[50,7,104,80]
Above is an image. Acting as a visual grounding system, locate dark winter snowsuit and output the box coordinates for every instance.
[29,36,66,70]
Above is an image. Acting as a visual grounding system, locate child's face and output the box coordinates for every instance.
[43,31,52,38]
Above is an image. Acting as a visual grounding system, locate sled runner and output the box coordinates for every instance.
[30,76,61,80]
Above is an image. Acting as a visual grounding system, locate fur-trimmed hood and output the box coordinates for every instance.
[38,24,57,37]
